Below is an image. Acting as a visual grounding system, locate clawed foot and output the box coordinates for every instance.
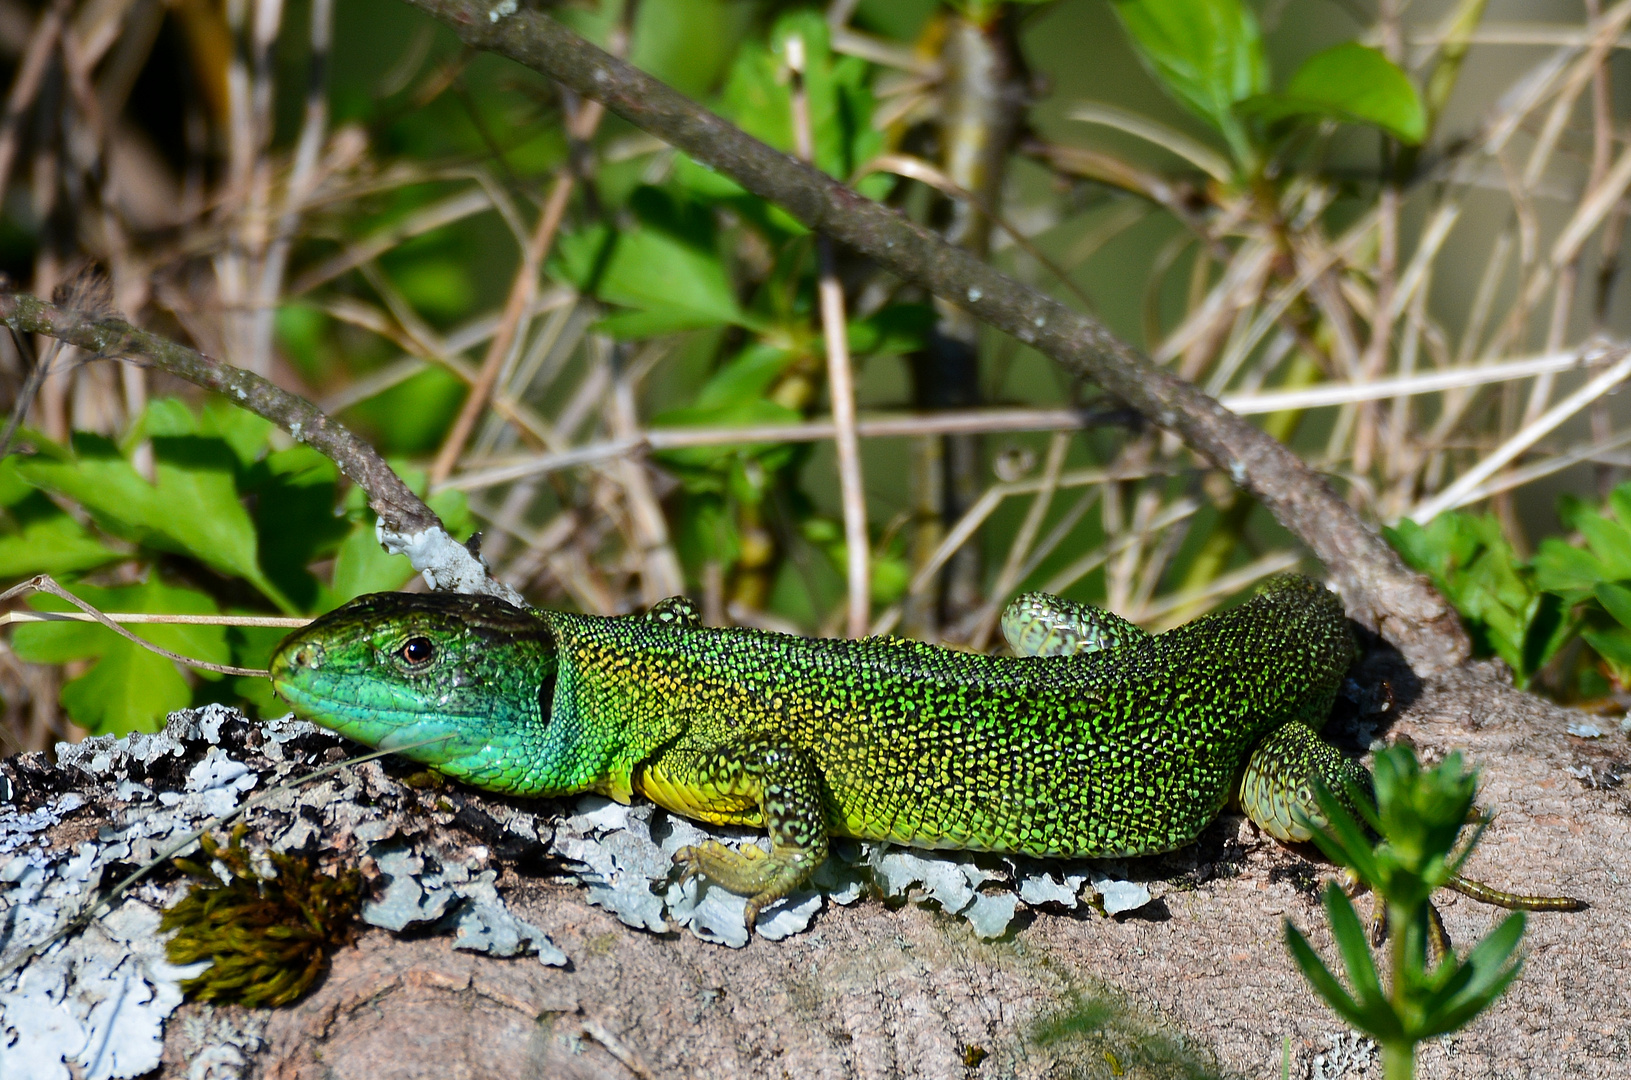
[670,841,803,930]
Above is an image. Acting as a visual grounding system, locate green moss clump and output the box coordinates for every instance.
[161,824,362,1007]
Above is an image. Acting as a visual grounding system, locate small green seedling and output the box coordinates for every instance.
[1284,746,1526,1080]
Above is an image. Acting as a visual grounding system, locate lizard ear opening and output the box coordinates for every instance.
[538,667,558,725]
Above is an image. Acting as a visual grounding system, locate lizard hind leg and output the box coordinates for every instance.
[1238,720,1372,844]
[1241,724,1587,912]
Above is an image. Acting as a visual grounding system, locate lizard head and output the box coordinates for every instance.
[269,591,579,796]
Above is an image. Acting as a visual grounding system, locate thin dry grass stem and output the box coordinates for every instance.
[428,159,580,483]
[287,186,494,296]
[436,408,1128,493]
[0,575,271,677]
[791,32,867,637]
[0,1,65,215]
[967,430,1071,651]
[1141,551,1304,631]
[0,611,309,627]
[1412,348,1631,522]
[1067,102,1232,184]
[602,338,684,604]
[428,69,609,485]
[1044,496,1200,602]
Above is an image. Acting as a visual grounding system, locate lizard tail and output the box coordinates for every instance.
[1445,872,1588,911]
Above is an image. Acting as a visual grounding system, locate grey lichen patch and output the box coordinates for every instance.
[362,845,564,966]
[547,793,1154,946]
[6,699,1171,1063]
[1,706,565,1079]
[0,897,208,1080]
[1308,1030,1377,1080]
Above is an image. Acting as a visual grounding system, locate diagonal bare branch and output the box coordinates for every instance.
[396,0,1468,671]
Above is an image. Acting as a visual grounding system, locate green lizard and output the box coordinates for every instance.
[268,574,1581,924]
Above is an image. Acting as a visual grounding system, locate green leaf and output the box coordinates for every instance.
[553,216,754,338]
[1576,511,1631,580]
[330,519,416,603]
[627,0,744,97]
[1532,539,1607,606]
[1111,0,1265,165]
[0,455,123,576]
[14,430,294,612]
[1284,920,1370,1030]
[60,639,194,736]
[1595,581,1631,629]
[1520,591,1575,679]
[1323,886,1390,1019]
[12,580,230,736]
[1583,626,1631,678]
[694,343,799,410]
[0,502,123,578]
[1238,44,1425,144]
[847,304,935,356]
[200,398,275,469]
[246,446,346,612]
[1304,774,1382,886]
[390,257,475,320]
[327,488,470,606]
[1416,912,1524,1039]
[1387,511,1574,685]
[718,11,886,184]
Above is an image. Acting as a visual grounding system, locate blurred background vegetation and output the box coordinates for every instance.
[3,0,1631,751]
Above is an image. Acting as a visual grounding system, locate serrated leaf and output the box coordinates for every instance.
[1238,44,1424,144]
[1533,539,1608,604]
[1595,581,1631,629]
[1576,512,1631,580]
[1583,627,1631,678]
[14,431,293,611]
[200,398,275,469]
[0,490,122,577]
[60,637,194,735]
[246,445,345,611]
[12,580,230,736]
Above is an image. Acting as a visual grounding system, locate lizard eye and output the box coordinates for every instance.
[398,637,436,666]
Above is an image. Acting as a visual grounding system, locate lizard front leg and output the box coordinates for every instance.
[663,736,830,926]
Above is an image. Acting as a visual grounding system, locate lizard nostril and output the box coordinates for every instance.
[293,642,326,669]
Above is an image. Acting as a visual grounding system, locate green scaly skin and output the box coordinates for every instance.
[268,574,1579,925]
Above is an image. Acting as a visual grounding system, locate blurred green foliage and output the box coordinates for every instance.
[1386,480,1631,695]
[1386,513,1572,688]
[0,0,1612,743]
[1114,0,1424,173]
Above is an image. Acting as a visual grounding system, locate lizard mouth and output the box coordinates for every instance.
[268,632,467,755]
